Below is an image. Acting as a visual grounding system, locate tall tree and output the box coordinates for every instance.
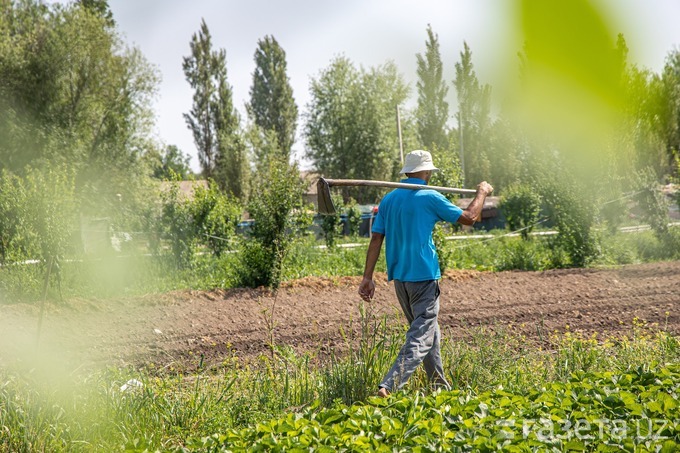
[453,42,492,186]
[416,25,449,152]
[661,49,680,164]
[148,144,193,180]
[183,19,246,198]
[247,35,298,165]
[76,0,114,27]
[305,57,409,202]
[0,0,158,216]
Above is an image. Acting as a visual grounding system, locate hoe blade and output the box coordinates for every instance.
[316,178,337,215]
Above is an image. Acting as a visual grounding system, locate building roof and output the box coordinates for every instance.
[159,180,209,200]
[300,171,320,196]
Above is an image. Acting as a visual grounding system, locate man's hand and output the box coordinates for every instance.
[458,181,494,226]
[477,181,494,195]
[358,277,376,301]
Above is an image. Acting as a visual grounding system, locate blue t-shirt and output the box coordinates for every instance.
[371,178,463,282]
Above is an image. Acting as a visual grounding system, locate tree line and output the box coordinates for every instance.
[3,1,679,203]
[1,0,679,287]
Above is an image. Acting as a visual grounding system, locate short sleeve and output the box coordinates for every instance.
[430,192,463,224]
[371,206,385,234]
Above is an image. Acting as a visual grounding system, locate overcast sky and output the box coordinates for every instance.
[100,0,680,172]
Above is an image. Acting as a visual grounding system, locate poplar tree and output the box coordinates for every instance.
[416,25,449,152]
[247,35,298,165]
[183,19,246,197]
[454,42,492,186]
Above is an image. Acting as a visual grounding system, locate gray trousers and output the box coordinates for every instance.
[380,280,450,392]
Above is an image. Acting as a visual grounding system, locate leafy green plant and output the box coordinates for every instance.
[501,183,542,240]
[190,182,242,257]
[185,365,680,451]
[158,179,196,268]
[539,177,598,267]
[320,194,344,249]
[236,157,310,289]
[345,198,362,237]
[1,319,679,451]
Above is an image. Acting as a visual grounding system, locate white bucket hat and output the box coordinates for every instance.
[399,150,440,174]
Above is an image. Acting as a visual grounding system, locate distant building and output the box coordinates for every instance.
[159,180,209,200]
[456,196,503,230]
[663,184,679,220]
[300,171,320,207]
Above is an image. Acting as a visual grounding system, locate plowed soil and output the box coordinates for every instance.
[1,262,679,372]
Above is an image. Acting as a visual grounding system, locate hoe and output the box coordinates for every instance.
[316,178,476,215]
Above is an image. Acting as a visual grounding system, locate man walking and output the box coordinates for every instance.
[358,150,493,397]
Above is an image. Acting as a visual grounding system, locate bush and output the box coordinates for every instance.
[236,158,310,289]
[538,177,597,267]
[633,167,678,251]
[320,194,344,248]
[500,183,542,240]
[157,180,195,268]
[0,166,76,302]
[0,166,76,265]
[156,179,241,268]
[190,182,242,257]
[494,237,551,271]
[345,198,362,237]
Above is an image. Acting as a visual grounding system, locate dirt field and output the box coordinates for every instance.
[0,261,679,372]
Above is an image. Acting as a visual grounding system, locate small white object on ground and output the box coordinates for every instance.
[120,379,143,392]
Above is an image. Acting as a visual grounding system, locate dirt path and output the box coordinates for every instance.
[0,262,678,372]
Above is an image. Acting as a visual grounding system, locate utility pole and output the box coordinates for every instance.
[396,105,404,164]
[458,111,465,188]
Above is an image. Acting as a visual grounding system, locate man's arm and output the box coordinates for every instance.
[458,181,494,226]
[358,232,384,301]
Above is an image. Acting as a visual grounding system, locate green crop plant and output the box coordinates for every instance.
[184,365,680,451]
[1,320,680,451]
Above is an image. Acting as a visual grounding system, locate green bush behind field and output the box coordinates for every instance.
[1,317,679,452]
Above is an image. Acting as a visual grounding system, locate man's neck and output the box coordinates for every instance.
[405,171,431,183]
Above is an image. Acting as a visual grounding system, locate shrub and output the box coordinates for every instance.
[538,177,597,267]
[0,166,76,264]
[236,158,310,289]
[158,180,195,268]
[320,194,344,248]
[345,198,362,237]
[500,183,542,240]
[190,182,242,257]
[156,178,241,268]
[634,168,670,237]
[0,166,76,301]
